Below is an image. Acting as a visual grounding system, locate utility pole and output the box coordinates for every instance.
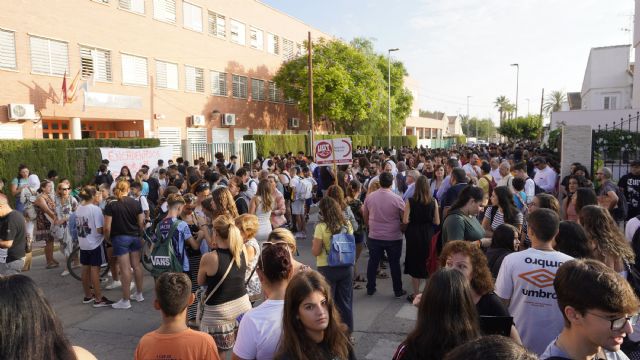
[526,98,530,116]
[308,32,314,157]
[511,63,519,118]
[387,48,399,149]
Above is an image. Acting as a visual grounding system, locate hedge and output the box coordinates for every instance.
[0,139,160,204]
[244,134,417,157]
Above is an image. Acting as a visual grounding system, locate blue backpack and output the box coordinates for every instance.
[323,226,356,267]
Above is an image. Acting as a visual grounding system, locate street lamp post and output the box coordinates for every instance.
[510,63,519,118]
[467,95,473,138]
[526,98,530,116]
[388,48,399,149]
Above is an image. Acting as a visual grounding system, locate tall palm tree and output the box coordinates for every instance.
[494,95,510,123]
[503,103,516,120]
[543,90,567,115]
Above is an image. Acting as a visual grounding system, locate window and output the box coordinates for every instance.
[155,60,178,89]
[121,53,148,85]
[230,19,245,45]
[604,96,618,110]
[249,27,263,50]
[153,0,176,23]
[182,2,202,32]
[232,74,247,98]
[210,70,227,96]
[268,81,280,102]
[251,78,265,101]
[42,119,70,139]
[208,11,226,38]
[30,36,68,76]
[119,0,145,14]
[283,38,294,61]
[0,29,17,70]
[267,33,279,55]
[80,46,112,82]
[296,42,304,57]
[185,65,204,92]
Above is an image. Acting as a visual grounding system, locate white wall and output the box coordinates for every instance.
[550,108,640,130]
[582,46,632,110]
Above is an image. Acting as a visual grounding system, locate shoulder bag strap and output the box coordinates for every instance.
[203,254,234,304]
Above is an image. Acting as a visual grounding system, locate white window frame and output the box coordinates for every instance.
[119,0,145,14]
[153,0,176,24]
[185,65,204,93]
[29,36,69,76]
[79,45,112,82]
[121,53,148,86]
[230,19,246,45]
[249,26,264,50]
[232,74,247,99]
[251,78,265,101]
[267,33,279,55]
[283,38,294,61]
[182,1,203,32]
[0,28,17,70]
[207,11,226,38]
[603,95,618,110]
[268,81,280,102]
[210,70,227,96]
[155,59,178,89]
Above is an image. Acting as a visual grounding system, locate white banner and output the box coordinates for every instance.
[314,138,353,166]
[100,146,174,174]
[85,92,143,109]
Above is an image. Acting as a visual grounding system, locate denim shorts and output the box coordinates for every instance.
[111,235,142,257]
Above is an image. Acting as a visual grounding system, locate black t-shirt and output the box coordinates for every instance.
[145,177,160,204]
[103,197,142,237]
[0,210,26,263]
[476,292,510,317]
[619,173,640,219]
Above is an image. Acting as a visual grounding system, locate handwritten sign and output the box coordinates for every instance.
[314,138,352,166]
[100,146,174,174]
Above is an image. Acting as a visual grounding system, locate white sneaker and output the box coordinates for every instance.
[106,280,122,290]
[111,299,131,309]
[61,270,70,277]
[130,292,144,302]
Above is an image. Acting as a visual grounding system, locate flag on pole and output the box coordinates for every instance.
[66,70,81,104]
[61,71,68,106]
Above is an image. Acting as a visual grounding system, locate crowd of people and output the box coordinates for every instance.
[1,142,640,360]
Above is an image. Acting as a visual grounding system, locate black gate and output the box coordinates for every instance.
[591,112,640,180]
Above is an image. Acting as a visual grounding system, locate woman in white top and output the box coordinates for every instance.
[249,179,274,243]
[232,240,294,360]
[235,214,262,303]
[19,174,40,263]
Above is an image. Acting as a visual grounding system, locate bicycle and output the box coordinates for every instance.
[68,226,156,280]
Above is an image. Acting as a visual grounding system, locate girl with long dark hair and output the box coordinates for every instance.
[275,270,355,360]
[441,186,488,245]
[482,186,523,237]
[393,268,481,360]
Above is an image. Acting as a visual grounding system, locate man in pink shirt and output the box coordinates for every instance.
[363,172,406,297]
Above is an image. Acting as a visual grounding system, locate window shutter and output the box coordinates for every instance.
[155,60,178,89]
[250,27,263,50]
[232,75,247,98]
[119,0,144,13]
[211,71,227,96]
[251,79,264,101]
[80,46,112,82]
[121,54,148,86]
[0,29,16,70]
[283,38,294,61]
[230,19,245,45]
[208,12,226,38]
[267,33,279,55]
[30,36,68,76]
[183,2,202,32]
[185,65,204,92]
[153,0,176,23]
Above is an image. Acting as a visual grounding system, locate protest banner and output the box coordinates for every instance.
[100,146,173,174]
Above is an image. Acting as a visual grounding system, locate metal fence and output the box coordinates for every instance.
[591,112,640,180]
[184,140,257,165]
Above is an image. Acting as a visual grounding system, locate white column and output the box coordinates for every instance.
[71,117,82,139]
[402,126,407,136]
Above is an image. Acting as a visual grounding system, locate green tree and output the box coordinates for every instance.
[272,37,412,135]
[494,95,510,123]
[461,117,497,139]
[498,115,543,141]
[419,109,445,119]
[543,90,567,115]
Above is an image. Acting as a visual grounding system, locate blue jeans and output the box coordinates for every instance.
[318,265,354,332]
[367,238,403,294]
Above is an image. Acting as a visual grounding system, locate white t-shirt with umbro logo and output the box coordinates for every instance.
[495,248,573,355]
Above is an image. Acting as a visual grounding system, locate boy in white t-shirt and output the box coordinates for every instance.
[495,208,573,355]
[131,182,150,224]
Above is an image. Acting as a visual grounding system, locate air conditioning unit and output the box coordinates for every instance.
[7,104,36,121]
[222,113,236,126]
[191,115,206,127]
[289,117,300,128]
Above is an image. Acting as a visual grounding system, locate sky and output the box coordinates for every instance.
[261,0,635,124]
